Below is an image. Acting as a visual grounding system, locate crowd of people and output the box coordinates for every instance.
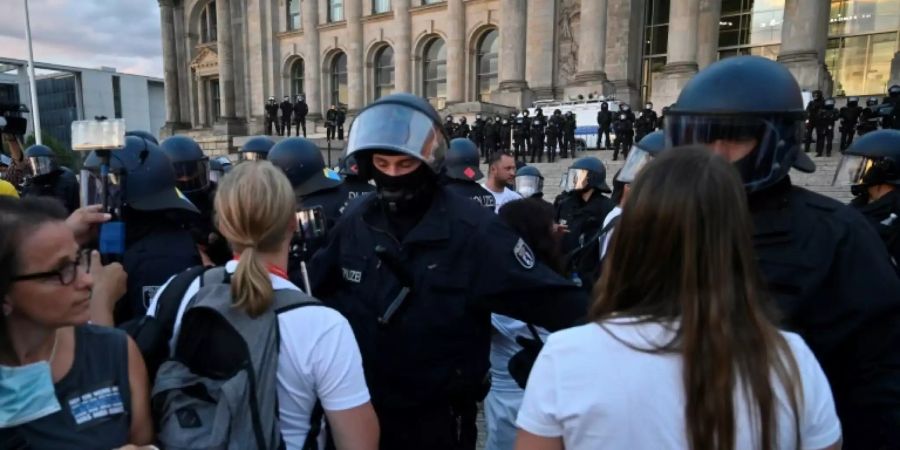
[0,55,899,450]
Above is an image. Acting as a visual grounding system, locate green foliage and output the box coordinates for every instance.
[24,133,80,170]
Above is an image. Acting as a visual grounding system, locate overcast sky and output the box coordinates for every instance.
[0,0,163,78]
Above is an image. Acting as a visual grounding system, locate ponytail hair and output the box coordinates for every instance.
[214,161,296,317]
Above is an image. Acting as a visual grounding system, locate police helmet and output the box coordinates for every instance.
[159,135,210,193]
[446,115,454,122]
[125,130,159,145]
[536,108,543,115]
[515,165,544,198]
[813,90,823,100]
[645,102,654,110]
[24,144,58,177]
[240,135,276,161]
[834,130,900,193]
[562,157,611,193]
[824,98,836,109]
[667,56,815,192]
[601,102,608,110]
[554,109,562,115]
[867,97,879,107]
[889,84,900,98]
[209,156,232,184]
[268,137,342,196]
[445,138,483,181]
[460,116,467,124]
[0,153,11,168]
[617,131,666,184]
[848,96,859,106]
[621,104,630,112]
[125,144,199,214]
[345,93,448,177]
[522,110,530,117]
[338,154,362,177]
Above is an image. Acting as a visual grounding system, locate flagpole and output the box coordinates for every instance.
[24,0,42,145]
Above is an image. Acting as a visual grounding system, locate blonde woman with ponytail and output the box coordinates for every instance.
[148,162,378,450]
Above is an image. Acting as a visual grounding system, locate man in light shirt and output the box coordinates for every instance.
[481,151,522,213]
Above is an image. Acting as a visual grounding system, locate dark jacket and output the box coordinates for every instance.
[554,190,616,255]
[293,101,309,119]
[21,167,79,214]
[280,101,293,119]
[597,110,613,128]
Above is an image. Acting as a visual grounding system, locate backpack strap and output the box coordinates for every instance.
[153,265,208,334]
[303,400,326,450]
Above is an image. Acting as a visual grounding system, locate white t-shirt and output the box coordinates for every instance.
[490,314,549,392]
[481,183,522,213]
[517,320,841,450]
[148,261,371,450]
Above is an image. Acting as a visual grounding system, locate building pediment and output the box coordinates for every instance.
[191,46,219,76]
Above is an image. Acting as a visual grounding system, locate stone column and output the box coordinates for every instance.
[215,0,236,119]
[525,0,556,99]
[696,0,721,69]
[778,0,832,92]
[159,0,180,128]
[303,0,322,118]
[394,0,412,93]
[605,0,645,106]
[346,0,364,111]
[575,0,609,87]
[652,0,700,108]
[446,0,465,103]
[197,75,208,128]
[497,0,529,107]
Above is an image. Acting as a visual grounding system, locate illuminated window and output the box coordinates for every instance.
[827,0,900,96]
[717,0,785,60]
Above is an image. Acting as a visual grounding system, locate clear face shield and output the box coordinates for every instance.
[616,146,654,184]
[28,156,58,177]
[515,175,543,198]
[346,103,446,165]
[666,114,794,192]
[561,168,593,192]
[832,154,879,193]
[172,159,210,193]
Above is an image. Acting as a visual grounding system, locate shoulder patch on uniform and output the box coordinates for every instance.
[514,238,536,269]
[142,285,161,310]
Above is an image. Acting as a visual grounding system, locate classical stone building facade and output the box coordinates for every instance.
[157,0,900,140]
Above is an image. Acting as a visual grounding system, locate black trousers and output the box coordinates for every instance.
[295,118,307,137]
[598,125,612,149]
[327,126,336,141]
[613,131,633,160]
[378,402,477,450]
[530,134,544,163]
[281,118,291,136]
[840,125,855,151]
[804,123,815,152]
[265,117,277,135]
[338,125,345,140]
[816,126,834,156]
[513,137,527,161]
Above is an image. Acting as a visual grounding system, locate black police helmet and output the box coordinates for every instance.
[125,130,159,145]
[565,157,611,193]
[159,135,210,193]
[82,135,148,174]
[345,93,448,178]
[240,135,276,161]
[24,144,58,177]
[867,97,879,107]
[848,97,859,105]
[617,131,667,184]
[268,137,342,196]
[445,138,483,181]
[836,130,900,189]
[667,55,814,192]
[515,165,544,198]
[824,98,836,109]
[125,145,199,214]
[889,84,900,97]
[636,130,666,155]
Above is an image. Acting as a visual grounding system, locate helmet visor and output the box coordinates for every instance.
[172,160,210,193]
[832,154,876,187]
[347,103,446,165]
[666,115,789,191]
[515,175,543,198]
[28,156,57,177]
[561,168,592,192]
[240,151,266,162]
[617,146,654,184]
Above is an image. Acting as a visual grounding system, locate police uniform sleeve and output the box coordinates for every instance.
[118,236,202,324]
[471,218,588,331]
[307,215,345,298]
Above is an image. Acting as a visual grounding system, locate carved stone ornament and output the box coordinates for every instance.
[557,0,580,87]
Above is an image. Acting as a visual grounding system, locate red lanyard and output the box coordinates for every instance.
[232,255,289,279]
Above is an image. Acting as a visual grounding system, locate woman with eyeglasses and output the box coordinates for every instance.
[0,197,153,448]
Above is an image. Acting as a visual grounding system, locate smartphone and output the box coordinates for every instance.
[296,206,327,241]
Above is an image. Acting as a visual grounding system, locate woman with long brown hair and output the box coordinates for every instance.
[514,147,841,450]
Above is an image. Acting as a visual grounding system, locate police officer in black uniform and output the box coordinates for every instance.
[554,157,616,257]
[442,137,496,211]
[514,165,544,199]
[279,96,293,136]
[884,84,900,130]
[471,114,485,158]
[308,93,587,450]
[815,97,839,157]
[562,111,577,158]
[839,96,863,151]
[483,116,499,161]
[804,89,825,152]
[293,95,309,137]
[444,115,458,138]
[265,96,279,135]
[326,104,339,141]
[612,104,635,161]
[596,102,613,149]
[857,97,882,136]
[337,153,375,212]
[21,144,79,213]
[239,135,276,162]
[667,55,900,450]
[512,112,529,162]
[530,108,547,163]
[336,106,347,140]
[548,109,564,160]
[454,116,470,139]
[635,102,658,143]
[657,105,669,130]
[837,130,900,268]
[499,114,512,151]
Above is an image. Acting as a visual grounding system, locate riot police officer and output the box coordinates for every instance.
[815,97,839,157]
[499,114,512,151]
[454,116,471,139]
[530,108,547,163]
[836,129,900,268]
[209,156,232,184]
[666,55,900,449]
[21,144,78,213]
[857,97,881,136]
[125,130,159,145]
[514,165,544,199]
[326,104,339,140]
[239,135,276,161]
[658,105,670,130]
[471,113,486,158]
[839,96,863,151]
[804,89,825,152]
[612,104,635,161]
[308,93,587,450]
[635,102,658,142]
[293,95,309,137]
[554,157,615,256]
[264,96,279,135]
[884,84,900,130]
[336,106,347,140]
[442,137,495,210]
[512,112,529,162]
[444,115,458,138]
[548,109,564,160]
[596,102,613,149]
[562,111,577,158]
[337,153,375,212]
[268,137,346,264]
[279,96,293,136]
[483,116,499,161]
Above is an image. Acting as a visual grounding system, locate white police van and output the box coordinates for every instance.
[526,98,625,151]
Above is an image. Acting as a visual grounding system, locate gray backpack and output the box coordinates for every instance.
[152,267,324,450]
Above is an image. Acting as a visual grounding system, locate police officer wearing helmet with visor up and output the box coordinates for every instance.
[554,157,616,258]
[307,93,587,450]
[442,137,496,210]
[21,144,79,213]
[239,135,276,162]
[665,55,900,449]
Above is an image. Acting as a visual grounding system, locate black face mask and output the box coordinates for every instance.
[371,163,436,216]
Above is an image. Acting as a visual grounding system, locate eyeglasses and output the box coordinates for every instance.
[12,249,92,286]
